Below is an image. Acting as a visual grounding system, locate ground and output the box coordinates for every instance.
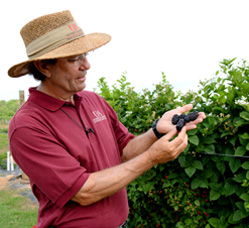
[0,168,38,209]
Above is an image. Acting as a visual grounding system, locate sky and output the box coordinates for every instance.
[1,0,249,101]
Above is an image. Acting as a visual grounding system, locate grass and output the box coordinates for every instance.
[0,189,38,228]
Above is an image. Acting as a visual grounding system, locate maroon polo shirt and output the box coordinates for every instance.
[8,87,135,228]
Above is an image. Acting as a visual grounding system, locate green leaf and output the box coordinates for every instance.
[204,144,215,154]
[229,159,241,173]
[188,135,199,146]
[168,173,179,179]
[178,156,186,167]
[191,178,201,189]
[187,128,198,136]
[221,131,230,138]
[244,202,249,212]
[199,179,209,188]
[224,183,236,196]
[202,137,216,144]
[233,118,246,127]
[240,111,249,121]
[246,171,249,180]
[216,162,226,175]
[235,146,246,156]
[208,217,220,227]
[240,132,249,139]
[185,166,196,177]
[233,174,245,183]
[210,190,221,201]
[192,160,203,170]
[194,199,200,206]
[212,107,224,113]
[229,137,237,146]
[240,193,249,201]
[233,210,243,221]
[242,161,249,170]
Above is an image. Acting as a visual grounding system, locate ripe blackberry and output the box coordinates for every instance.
[179,114,186,119]
[188,110,199,121]
[176,119,185,131]
[172,114,179,125]
[171,110,199,131]
[184,115,191,123]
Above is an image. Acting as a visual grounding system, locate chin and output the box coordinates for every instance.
[79,83,86,91]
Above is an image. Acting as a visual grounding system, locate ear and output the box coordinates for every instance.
[33,60,52,78]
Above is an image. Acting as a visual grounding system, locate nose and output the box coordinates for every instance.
[79,55,90,71]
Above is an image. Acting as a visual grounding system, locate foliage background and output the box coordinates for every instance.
[97,58,249,228]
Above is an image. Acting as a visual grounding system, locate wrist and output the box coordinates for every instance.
[152,119,165,139]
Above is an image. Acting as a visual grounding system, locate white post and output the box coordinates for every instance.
[10,155,14,171]
[7,151,10,171]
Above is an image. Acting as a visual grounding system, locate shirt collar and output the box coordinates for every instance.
[28,87,82,111]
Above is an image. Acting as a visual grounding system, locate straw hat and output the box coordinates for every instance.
[8,10,111,77]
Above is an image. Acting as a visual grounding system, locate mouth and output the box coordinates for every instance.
[77,76,86,82]
[77,71,87,82]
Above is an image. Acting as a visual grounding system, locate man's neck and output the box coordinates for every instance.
[37,84,75,105]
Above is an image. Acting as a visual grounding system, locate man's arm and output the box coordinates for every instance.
[71,127,188,206]
[122,104,206,162]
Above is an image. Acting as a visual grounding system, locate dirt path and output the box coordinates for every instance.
[0,168,38,207]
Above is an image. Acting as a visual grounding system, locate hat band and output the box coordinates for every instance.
[26,21,85,59]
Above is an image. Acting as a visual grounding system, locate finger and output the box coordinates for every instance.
[198,112,206,119]
[169,126,187,146]
[161,126,178,141]
[185,118,203,131]
[175,133,188,157]
[176,104,193,114]
[167,127,188,158]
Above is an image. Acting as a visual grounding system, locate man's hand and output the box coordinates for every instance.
[156,104,206,134]
[147,126,188,164]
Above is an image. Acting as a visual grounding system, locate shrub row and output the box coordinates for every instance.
[97,59,249,227]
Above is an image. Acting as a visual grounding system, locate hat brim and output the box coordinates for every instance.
[8,32,111,77]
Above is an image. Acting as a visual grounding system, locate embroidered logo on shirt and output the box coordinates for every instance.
[92,111,106,123]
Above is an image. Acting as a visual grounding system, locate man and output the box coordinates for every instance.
[8,10,205,228]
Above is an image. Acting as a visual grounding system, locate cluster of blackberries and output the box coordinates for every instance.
[171,110,199,131]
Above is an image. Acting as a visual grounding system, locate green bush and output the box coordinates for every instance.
[0,99,19,122]
[97,59,249,227]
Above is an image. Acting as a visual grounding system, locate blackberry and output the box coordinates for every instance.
[188,110,199,121]
[184,115,191,123]
[171,110,199,131]
[176,119,185,131]
[179,114,186,119]
[172,114,179,125]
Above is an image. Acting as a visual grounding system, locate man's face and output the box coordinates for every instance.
[46,54,90,97]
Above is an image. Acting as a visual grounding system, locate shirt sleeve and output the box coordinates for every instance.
[9,125,89,208]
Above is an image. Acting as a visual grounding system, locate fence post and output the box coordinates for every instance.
[19,90,25,106]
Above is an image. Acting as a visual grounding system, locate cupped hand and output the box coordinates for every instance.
[156,104,206,134]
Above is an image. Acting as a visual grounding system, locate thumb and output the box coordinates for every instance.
[162,126,178,141]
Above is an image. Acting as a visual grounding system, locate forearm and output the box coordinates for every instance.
[72,127,188,206]
[122,128,157,162]
[71,150,155,206]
